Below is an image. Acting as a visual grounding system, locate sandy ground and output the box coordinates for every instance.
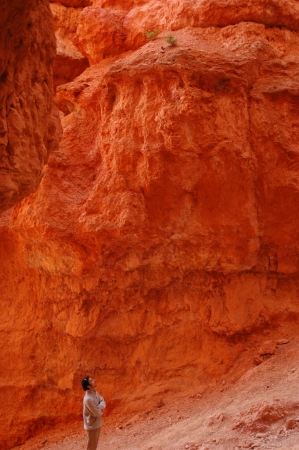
[13,328,299,450]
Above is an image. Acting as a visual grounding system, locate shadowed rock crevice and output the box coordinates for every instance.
[0,0,62,214]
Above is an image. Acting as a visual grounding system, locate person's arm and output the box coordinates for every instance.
[85,396,105,417]
[98,396,106,410]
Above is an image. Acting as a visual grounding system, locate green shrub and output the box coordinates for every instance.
[165,34,177,46]
[143,29,160,41]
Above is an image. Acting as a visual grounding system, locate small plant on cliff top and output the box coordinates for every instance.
[143,28,160,41]
[165,34,177,46]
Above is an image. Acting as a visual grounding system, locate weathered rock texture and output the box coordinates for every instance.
[0,0,62,213]
[73,7,127,64]
[50,0,92,7]
[2,1,299,449]
[50,3,89,88]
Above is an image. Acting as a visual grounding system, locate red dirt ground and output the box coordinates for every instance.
[12,323,299,450]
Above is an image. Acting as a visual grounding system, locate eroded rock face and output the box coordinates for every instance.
[2,1,299,449]
[0,0,62,213]
[50,0,92,7]
[73,7,127,64]
[93,0,147,9]
[50,3,89,88]
[123,0,299,32]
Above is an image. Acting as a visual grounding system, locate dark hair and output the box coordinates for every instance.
[81,376,90,391]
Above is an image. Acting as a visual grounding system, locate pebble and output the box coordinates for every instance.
[285,419,297,430]
[276,339,289,345]
[255,433,265,438]
[259,340,276,356]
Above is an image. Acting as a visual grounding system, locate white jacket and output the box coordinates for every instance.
[83,390,106,430]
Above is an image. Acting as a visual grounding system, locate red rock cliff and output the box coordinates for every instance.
[2,1,299,448]
[0,0,61,213]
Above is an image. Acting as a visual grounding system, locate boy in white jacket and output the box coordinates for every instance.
[81,376,106,450]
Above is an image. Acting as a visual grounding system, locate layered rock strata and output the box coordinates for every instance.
[0,0,61,213]
[2,1,299,448]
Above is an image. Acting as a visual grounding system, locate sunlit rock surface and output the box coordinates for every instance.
[0,0,61,213]
[73,7,127,64]
[2,1,299,448]
[50,3,89,88]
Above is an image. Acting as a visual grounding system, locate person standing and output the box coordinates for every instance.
[81,376,106,450]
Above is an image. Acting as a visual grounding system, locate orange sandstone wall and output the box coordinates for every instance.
[2,1,299,448]
[50,3,89,88]
[0,0,61,213]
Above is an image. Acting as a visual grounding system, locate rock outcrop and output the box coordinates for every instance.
[50,3,89,88]
[2,1,299,448]
[0,0,61,213]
